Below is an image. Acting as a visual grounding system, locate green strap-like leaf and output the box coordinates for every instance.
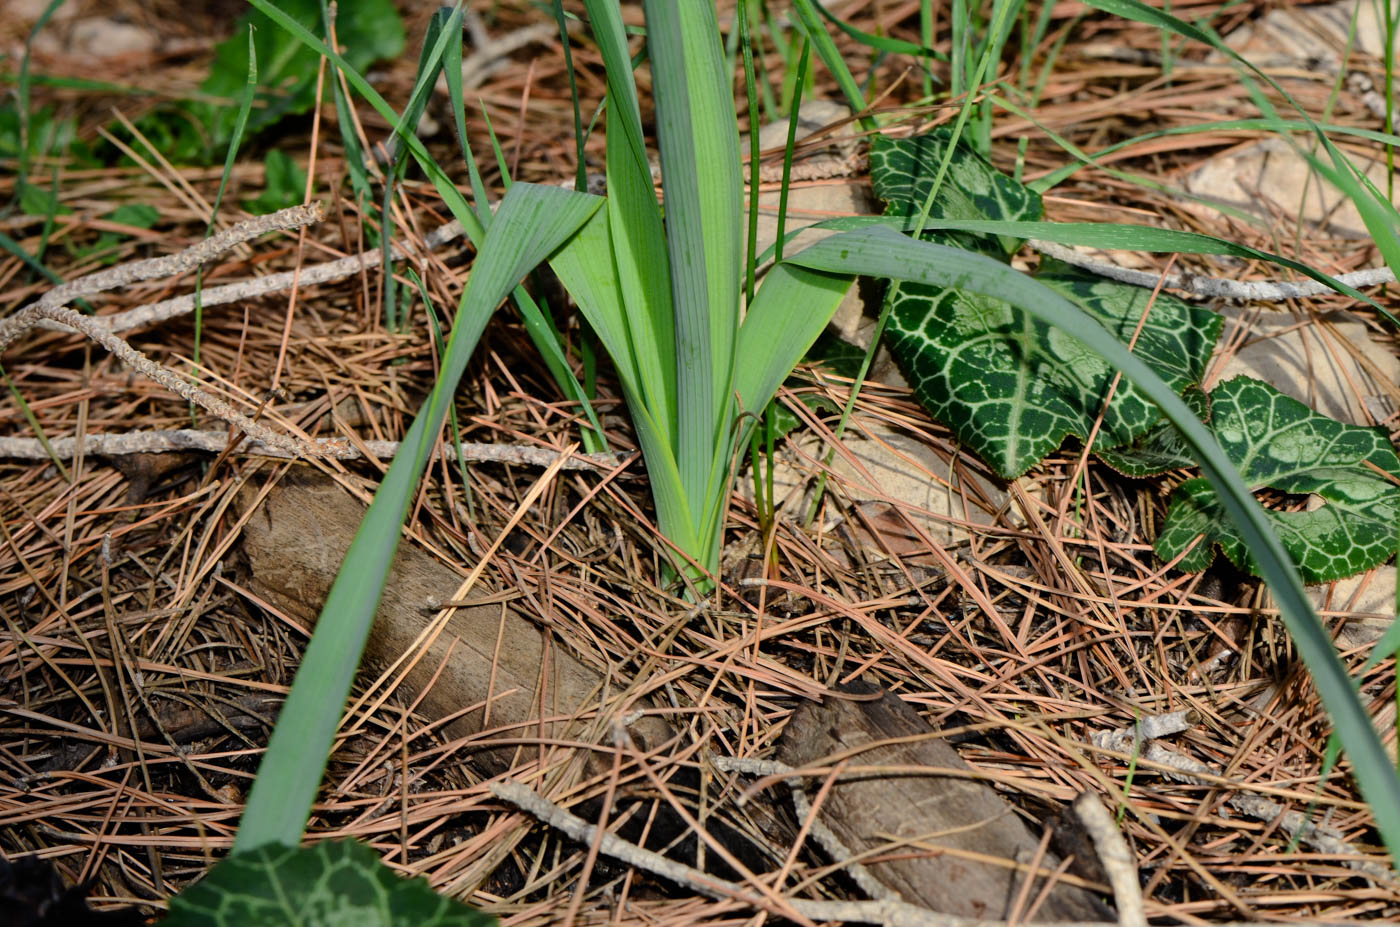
[644,0,744,534]
[234,183,601,852]
[165,840,493,926]
[734,263,853,425]
[1155,377,1400,583]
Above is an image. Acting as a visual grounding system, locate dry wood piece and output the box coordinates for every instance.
[776,686,1112,922]
[234,469,671,775]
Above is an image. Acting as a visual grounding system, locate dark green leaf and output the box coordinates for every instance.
[163,840,493,927]
[1156,377,1400,583]
[870,130,1041,255]
[885,254,1221,477]
[872,131,1221,478]
[1097,386,1210,476]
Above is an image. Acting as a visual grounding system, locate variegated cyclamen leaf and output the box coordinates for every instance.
[165,840,491,927]
[1096,386,1211,476]
[884,252,1223,478]
[870,130,1041,254]
[1156,376,1400,583]
[871,131,1222,478]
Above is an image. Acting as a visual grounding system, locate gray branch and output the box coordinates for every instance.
[1030,240,1395,301]
[0,429,628,471]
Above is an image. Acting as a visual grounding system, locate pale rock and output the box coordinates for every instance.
[1187,1,1399,237]
[1219,0,1396,69]
[1182,138,1396,239]
[69,18,158,58]
[10,0,79,25]
[1211,306,1400,427]
[1310,564,1397,652]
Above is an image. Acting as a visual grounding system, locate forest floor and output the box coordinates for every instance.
[2,0,1399,923]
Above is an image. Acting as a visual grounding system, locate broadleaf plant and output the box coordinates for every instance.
[785,224,1400,868]
[1148,377,1400,583]
[871,130,1223,478]
[164,840,490,927]
[869,128,1399,585]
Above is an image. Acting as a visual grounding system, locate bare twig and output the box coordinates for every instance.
[1070,793,1144,927]
[0,429,628,470]
[0,203,326,347]
[0,205,334,458]
[29,219,465,338]
[1090,711,1394,883]
[1089,710,1198,753]
[492,779,1357,927]
[1029,239,1395,301]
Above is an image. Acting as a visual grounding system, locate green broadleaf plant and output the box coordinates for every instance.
[164,840,490,927]
[1149,377,1400,584]
[870,130,1224,477]
[786,224,1400,870]
[871,129,1400,583]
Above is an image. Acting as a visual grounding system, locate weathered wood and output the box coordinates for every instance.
[776,686,1112,922]
[234,469,673,775]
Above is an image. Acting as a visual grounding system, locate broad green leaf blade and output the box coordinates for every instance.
[1097,386,1210,477]
[604,94,678,442]
[787,223,1400,871]
[581,1,678,436]
[164,840,492,927]
[550,207,702,565]
[549,207,646,398]
[581,0,649,189]
[1157,377,1400,583]
[734,264,853,417]
[871,131,1043,255]
[884,254,1222,477]
[235,183,601,852]
[625,385,704,566]
[870,131,1220,478]
[644,0,743,528]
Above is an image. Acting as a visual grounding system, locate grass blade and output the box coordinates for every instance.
[234,183,601,852]
[644,0,743,540]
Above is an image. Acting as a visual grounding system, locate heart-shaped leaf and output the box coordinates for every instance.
[1155,376,1400,583]
[872,131,1222,478]
[164,840,492,927]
